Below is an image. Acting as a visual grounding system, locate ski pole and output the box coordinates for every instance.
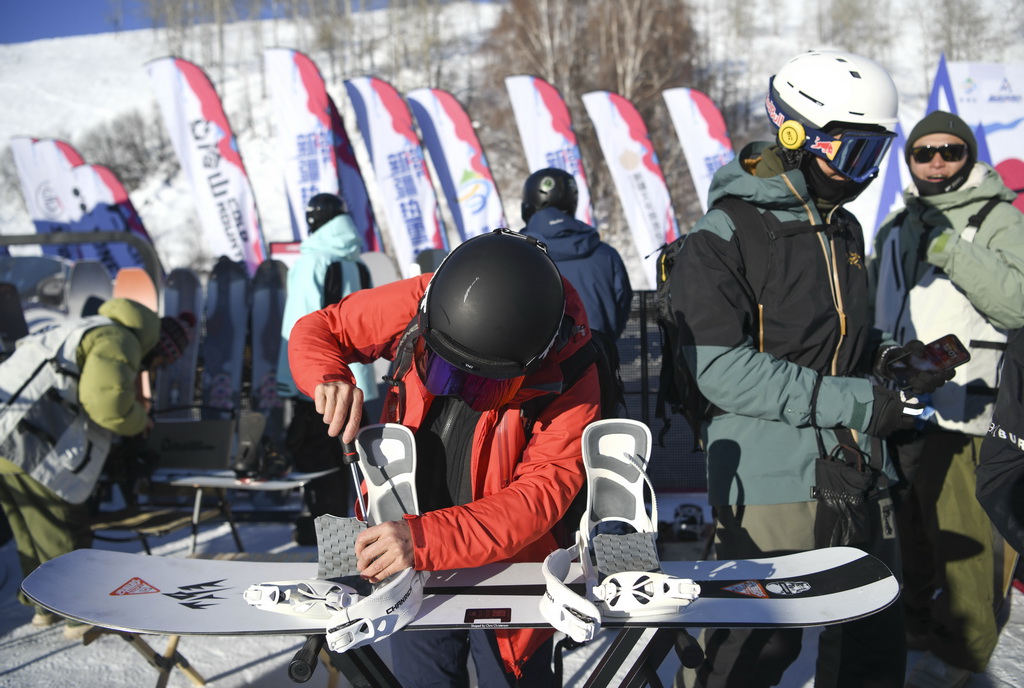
[341,440,368,520]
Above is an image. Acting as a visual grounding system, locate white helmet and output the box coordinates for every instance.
[765,50,898,183]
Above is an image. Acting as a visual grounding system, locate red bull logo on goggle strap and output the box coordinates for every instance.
[809,137,841,160]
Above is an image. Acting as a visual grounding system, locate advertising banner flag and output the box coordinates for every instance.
[68,164,153,276]
[265,47,339,241]
[407,87,506,242]
[505,74,593,225]
[344,76,447,277]
[927,53,1024,210]
[147,56,265,274]
[330,94,381,252]
[10,136,85,259]
[265,48,381,250]
[583,91,679,289]
[662,87,735,214]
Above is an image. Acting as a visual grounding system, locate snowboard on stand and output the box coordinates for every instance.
[153,267,204,418]
[66,259,112,317]
[21,545,897,637]
[200,257,250,420]
[22,419,897,636]
[241,259,288,477]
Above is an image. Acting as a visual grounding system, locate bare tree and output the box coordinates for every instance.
[481,0,698,238]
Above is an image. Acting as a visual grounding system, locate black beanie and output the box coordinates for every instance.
[905,110,977,195]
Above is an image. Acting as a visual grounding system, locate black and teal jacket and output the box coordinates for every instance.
[671,141,894,506]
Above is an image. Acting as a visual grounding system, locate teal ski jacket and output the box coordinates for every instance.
[671,142,895,506]
[277,214,378,401]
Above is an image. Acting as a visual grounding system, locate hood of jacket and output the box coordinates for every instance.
[302,214,363,262]
[707,141,824,222]
[97,297,161,354]
[523,207,600,261]
[901,161,1017,219]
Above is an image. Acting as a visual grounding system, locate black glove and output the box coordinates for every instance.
[877,340,954,394]
[866,386,924,438]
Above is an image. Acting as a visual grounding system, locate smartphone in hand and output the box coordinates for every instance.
[886,334,971,390]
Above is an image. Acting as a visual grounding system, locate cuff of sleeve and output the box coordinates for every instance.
[404,514,427,568]
[816,377,875,432]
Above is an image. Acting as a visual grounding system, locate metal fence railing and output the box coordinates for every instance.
[616,290,706,492]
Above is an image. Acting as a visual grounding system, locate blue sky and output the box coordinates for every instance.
[0,1,149,44]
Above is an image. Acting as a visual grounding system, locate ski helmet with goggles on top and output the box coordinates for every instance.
[765,50,898,184]
[417,229,565,411]
[305,192,347,233]
[521,168,579,222]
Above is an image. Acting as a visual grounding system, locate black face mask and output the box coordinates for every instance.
[912,161,973,197]
[803,154,870,210]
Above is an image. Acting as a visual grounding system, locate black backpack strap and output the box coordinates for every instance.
[381,316,421,421]
[357,261,373,290]
[712,197,774,304]
[965,198,1002,237]
[520,338,600,435]
[323,261,343,308]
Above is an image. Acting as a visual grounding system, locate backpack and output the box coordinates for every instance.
[0,316,114,504]
[654,197,775,450]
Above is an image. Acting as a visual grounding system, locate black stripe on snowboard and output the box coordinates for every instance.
[422,554,888,600]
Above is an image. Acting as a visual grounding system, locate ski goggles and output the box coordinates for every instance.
[417,338,525,412]
[909,144,967,164]
[766,88,895,183]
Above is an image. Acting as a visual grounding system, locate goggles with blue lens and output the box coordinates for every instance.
[765,84,895,184]
[416,338,525,412]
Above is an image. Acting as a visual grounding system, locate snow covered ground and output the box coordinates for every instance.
[1,501,1021,688]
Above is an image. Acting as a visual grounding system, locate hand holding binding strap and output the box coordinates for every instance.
[246,424,428,652]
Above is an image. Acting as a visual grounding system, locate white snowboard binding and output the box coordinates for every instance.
[540,419,701,642]
[244,423,428,653]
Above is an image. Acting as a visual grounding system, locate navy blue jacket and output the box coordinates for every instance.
[522,207,632,339]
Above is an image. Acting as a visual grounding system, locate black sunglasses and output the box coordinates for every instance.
[910,144,967,164]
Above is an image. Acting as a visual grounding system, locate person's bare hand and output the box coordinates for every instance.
[355,520,414,583]
[314,381,363,443]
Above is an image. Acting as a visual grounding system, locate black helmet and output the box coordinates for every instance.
[305,193,347,233]
[420,229,564,381]
[521,168,579,222]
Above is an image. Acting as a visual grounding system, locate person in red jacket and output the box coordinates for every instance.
[288,229,601,685]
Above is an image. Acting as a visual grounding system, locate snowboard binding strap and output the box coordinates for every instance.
[539,420,701,641]
[246,424,428,653]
